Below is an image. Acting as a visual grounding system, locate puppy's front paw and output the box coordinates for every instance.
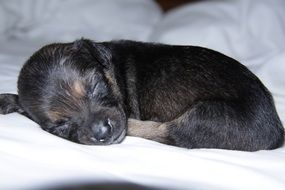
[0,94,20,114]
[127,118,167,143]
[127,119,159,136]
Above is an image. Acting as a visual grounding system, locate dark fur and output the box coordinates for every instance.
[0,39,284,151]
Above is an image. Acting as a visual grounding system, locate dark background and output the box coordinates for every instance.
[156,0,201,11]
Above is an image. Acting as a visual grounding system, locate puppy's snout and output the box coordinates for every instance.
[91,120,112,142]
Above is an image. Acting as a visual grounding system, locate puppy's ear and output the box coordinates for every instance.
[92,42,112,69]
[73,39,112,68]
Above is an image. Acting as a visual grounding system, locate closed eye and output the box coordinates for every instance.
[87,82,108,98]
[94,83,102,96]
[87,83,99,98]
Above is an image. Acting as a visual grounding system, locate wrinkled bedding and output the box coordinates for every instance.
[0,0,285,189]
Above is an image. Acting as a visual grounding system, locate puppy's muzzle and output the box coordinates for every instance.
[91,119,113,142]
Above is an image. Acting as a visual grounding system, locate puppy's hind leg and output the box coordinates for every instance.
[128,100,284,151]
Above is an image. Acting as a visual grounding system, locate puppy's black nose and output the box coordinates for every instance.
[91,121,112,142]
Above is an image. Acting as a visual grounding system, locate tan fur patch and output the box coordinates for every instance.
[105,71,115,86]
[105,71,122,99]
[46,110,64,122]
[127,119,168,143]
[72,80,85,98]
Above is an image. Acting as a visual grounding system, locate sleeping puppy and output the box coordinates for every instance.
[0,39,284,151]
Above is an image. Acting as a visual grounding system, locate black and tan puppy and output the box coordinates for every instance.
[0,39,284,151]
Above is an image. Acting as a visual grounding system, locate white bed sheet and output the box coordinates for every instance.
[0,0,162,43]
[0,0,285,190]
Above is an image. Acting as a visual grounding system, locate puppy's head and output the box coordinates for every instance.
[18,39,126,145]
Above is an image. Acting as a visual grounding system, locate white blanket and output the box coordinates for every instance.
[0,0,285,190]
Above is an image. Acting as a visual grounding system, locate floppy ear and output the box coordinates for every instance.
[73,39,112,68]
[92,42,112,68]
